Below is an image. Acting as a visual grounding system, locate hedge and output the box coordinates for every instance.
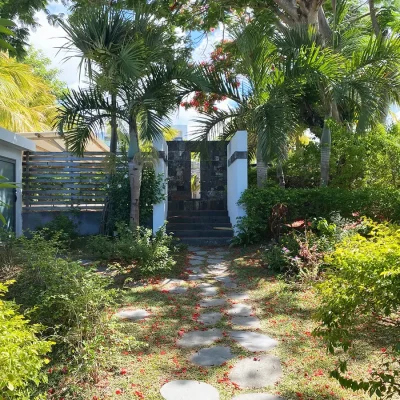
[236,187,400,243]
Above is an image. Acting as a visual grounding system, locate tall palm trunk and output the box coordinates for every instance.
[109,93,118,154]
[128,117,142,228]
[320,119,331,186]
[256,141,268,187]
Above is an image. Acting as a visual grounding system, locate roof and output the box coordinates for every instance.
[17,131,110,152]
[0,128,36,151]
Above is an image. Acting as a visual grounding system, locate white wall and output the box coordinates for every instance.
[0,129,36,236]
[0,143,24,236]
[153,137,168,234]
[227,131,248,235]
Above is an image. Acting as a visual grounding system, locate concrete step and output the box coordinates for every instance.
[167,222,232,230]
[178,237,232,246]
[168,210,229,217]
[168,216,231,224]
[171,229,233,238]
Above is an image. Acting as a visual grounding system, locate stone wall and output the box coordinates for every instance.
[167,141,227,211]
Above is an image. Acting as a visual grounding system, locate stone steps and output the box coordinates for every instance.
[167,210,233,245]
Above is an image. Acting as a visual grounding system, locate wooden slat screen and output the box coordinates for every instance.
[23,152,110,212]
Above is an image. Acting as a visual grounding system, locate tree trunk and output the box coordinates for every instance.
[128,158,142,228]
[320,119,331,186]
[276,161,286,188]
[128,117,141,228]
[256,142,268,187]
[109,93,118,154]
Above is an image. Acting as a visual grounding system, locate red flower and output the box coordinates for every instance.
[116,389,122,395]
[120,368,127,375]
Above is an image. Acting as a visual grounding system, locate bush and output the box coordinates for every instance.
[39,214,78,241]
[314,219,400,397]
[0,281,53,399]
[8,232,116,345]
[236,186,400,244]
[104,153,166,233]
[87,224,176,277]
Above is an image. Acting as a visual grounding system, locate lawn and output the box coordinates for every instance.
[48,246,397,400]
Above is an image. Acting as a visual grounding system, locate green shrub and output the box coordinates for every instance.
[314,219,400,397]
[9,232,116,345]
[104,153,166,233]
[114,224,176,277]
[0,281,53,399]
[39,214,78,241]
[236,186,400,244]
[87,224,176,277]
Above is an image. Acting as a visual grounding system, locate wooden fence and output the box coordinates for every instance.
[23,152,109,212]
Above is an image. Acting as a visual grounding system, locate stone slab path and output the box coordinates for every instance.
[156,247,284,400]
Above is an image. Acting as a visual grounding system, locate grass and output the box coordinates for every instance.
[48,245,398,400]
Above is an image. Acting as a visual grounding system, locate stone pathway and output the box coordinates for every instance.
[115,247,284,399]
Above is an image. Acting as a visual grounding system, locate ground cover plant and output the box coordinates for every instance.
[27,246,398,400]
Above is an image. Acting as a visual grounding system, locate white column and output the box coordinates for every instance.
[227,131,248,235]
[153,137,168,234]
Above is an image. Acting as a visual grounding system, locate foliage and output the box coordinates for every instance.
[236,186,400,244]
[88,224,176,277]
[0,281,53,399]
[105,154,166,233]
[0,229,18,279]
[0,52,56,132]
[38,214,78,241]
[23,47,68,99]
[282,123,400,189]
[8,232,116,346]
[314,219,400,397]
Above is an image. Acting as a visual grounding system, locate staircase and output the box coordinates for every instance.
[167,210,233,246]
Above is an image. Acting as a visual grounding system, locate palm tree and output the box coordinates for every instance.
[56,5,212,228]
[0,52,56,132]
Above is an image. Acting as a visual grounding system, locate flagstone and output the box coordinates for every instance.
[199,286,219,296]
[227,303,253,317]
[199,298,226,308]
[168,286,188,294]
[177,328,223,348]
[232,394,285,400]
[231,316,261,329]
[115,309,150,321]
[190,346,234,366]
[160,380,219,400]
[229,331,278,352]
[229,355,282,388]
[198,312,223,326]
[226,292,250,301]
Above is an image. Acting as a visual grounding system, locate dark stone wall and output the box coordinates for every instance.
[167,141,227,211]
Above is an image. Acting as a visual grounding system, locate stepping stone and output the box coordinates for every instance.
[177,329,222,348]
[186,267,203,274]
[214,251,229,256]
[115,309,150,321]
[188,246,202,252]
[208,262,228,270]
[215,276,237,288]
[198,282,214,288]
[229,355,282,388]
[199,286,219,296]
[190,346,234,366]
[232,394,285,400]
[227,303,253,317]
[229,331,278,352]
[160,380,219,400]
[208,258,225,264]
[188,273,207,281]
[226,292,250,301]
[161,278,185,287]
[191,255,206,261]
[195,250,208,256]
[169,286,188,294]
[231,316,261,329]
[189,259,203,266]
[207,268,228,276]
[199,298,226,308]
[198,312,223,326]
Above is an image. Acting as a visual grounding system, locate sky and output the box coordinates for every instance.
[28,3,228,138]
